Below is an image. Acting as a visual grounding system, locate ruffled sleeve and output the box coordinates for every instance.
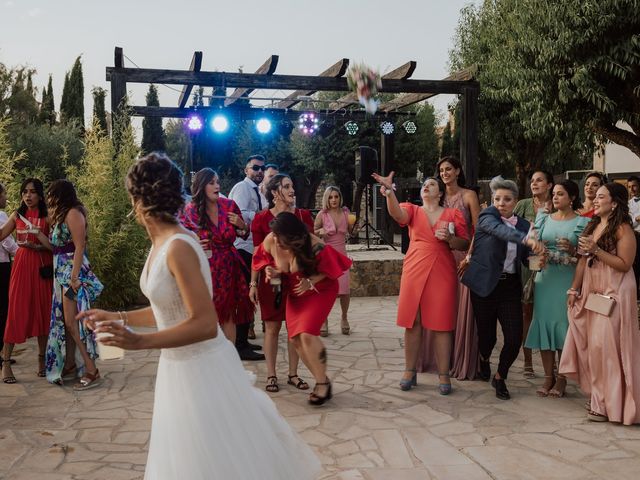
[398,203,416,228]
[451,208,469,240]
[252,243,275,272]
[573,216,590,241]
[316,244,352,279]
[534,210,549,233]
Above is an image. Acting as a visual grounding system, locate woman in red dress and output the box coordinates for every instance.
[253,211,351,405]
[0,178,53,383]
[250,174,313,393]
[372,172,469,395]
[180,169,252,344]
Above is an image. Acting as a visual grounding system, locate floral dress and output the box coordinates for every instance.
[45,222,103,384]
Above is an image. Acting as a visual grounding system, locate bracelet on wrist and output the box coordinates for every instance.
[566,288,580,297]
[307,278,319,293]
[248,281,258,288]
[117,311,129,325]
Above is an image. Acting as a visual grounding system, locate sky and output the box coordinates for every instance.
[1,0,477,132]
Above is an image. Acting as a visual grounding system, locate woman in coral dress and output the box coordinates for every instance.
[314,186,354,336]
[561,182,640,425]
[180,168,253,345]
[250,174,313,393]
[0,178,53,383]
[372,172,469,395]
[253,211,351,406]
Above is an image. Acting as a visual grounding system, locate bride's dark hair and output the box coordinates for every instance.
[270,211,317,276]
[126,152,185,224]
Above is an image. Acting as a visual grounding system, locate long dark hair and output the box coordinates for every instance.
[435,156,466,188]
[582,182,631,255]
[265,173,291,209]
[423,176,446,207]
[270,211,317,276]
[47,179,86,226]
[190,168,217,230]
[555,180,582,211]
[17,178,47,218]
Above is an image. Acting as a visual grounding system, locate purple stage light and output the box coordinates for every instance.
[186,115,203,132]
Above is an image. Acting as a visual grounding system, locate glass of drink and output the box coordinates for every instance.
[577,234,594,256]
[528,255,542,271]
[348,213,357,226]
[95,320,125,360]
[435,220,449,241]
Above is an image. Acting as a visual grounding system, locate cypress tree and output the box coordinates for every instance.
[60,72,70,123]
[39,75,56,125]
[92,86,108,135]
[67,56,85,127]
[141,84,165,154]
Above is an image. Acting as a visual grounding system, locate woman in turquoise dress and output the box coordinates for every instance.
[43,180,103,388]
[525,180,587,398]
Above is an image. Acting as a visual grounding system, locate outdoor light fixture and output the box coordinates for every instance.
[345,121,359,135]
[298,112,320,135]
[210,114,229,133]
[186,114,203,132]
[402,120,417,134]
[256,118,272,134]
[380,121,395,135]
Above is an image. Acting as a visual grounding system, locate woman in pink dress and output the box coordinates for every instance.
[372,172,469,395]
[561,182,640,424]
[314,186,354,336]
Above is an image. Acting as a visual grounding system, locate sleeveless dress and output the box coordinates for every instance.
[417,193,479,379]
[45,222,104,384]
[525,213,587,351]
[3,209,53,344]
[318,208,350,295]
[141,234,321,479]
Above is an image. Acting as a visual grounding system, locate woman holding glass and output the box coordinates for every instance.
[314,186,355,336]
[561,182,640,424]
[372,171,469,395]
[524,180,587,398]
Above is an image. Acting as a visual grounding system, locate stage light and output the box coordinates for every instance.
[210,114,229,133]
[186,114,203,132]
[402,120,417,134]
[380,121,395,135]
[345,121,359,136]
[256,118,272,134]
[298,112,319,135]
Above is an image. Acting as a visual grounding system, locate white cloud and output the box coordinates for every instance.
[28,7,43,17]
[4,1,15,7]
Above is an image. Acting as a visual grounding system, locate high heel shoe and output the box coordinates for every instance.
[438,373,452,396]
[308,379,332,406]
[341,316,350,335]
[536,375,555,397]
[399,369,417,391]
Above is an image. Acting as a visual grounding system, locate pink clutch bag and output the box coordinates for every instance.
[584,293,616,316]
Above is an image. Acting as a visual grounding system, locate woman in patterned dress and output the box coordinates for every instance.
[180,168,252,345]
[43,180,103,389]
[0,178,53,384]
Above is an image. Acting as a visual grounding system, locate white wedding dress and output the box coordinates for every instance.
[141,233,321,480]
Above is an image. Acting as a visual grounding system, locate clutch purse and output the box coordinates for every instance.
[584,293,616,316]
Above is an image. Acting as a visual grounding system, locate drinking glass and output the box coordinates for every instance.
[577,234,594,256]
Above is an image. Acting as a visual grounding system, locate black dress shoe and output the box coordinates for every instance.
[239,349,265,361]
[478,359,491,381]
[247,342,262,351]
[491,377,510,400]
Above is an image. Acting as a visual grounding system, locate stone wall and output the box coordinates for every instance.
[347,247,403,297]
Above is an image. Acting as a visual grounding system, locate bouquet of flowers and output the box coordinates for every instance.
[347,63,382,115]
[547,250,578,266]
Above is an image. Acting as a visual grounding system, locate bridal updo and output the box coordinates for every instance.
[126,152,185,224]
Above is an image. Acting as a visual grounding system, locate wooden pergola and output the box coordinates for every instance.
[106,47,480,185]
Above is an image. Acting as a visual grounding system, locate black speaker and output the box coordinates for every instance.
[355,146,378,184]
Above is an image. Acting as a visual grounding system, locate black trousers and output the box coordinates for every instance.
[470,273,523,380]
[0,262,11,353]
[236,249,254,350]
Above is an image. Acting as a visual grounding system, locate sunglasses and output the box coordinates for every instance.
[250,165,266,172]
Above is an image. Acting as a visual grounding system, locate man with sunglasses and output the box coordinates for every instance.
[228,155,268,360]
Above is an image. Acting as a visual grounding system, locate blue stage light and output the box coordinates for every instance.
[256,118,272,134]
[211,114,229,133]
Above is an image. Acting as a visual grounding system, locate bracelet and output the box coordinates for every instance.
[566,288,580,297]
[117,311,129,325]
[248,281,258,288]
[306,278,319,293]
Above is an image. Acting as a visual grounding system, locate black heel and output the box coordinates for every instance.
[308,379,332,406]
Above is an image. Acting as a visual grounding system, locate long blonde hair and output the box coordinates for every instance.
[321,186,343,211]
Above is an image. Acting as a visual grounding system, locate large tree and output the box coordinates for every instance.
[38,75,55,126]
[91,86,108,135]
[141,84,166,154]
[60,57,84,127]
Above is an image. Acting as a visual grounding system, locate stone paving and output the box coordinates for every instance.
[1,296,640,479]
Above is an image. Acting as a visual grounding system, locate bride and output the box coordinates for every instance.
[78,153,321,480]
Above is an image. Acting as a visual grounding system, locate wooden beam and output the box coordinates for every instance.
[224,55,279,107]
[272,58,349,109]
[104,67,474,94]
[377,66,478,112]
[114,47,124,69]
[178,51,203,109]
[329,61,417,110]
[460,86,479,187]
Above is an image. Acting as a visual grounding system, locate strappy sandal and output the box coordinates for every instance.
[523,364,535,379]
[308,379,332,406]
[548,374,566,398]
[287,374,309,390]
[61,364,78,382]
[341,316,350,335]
[73,369,102,391]
[587,410,608,422]
[2,358,16,384]
[265,376,279,393]
[536,375,555,397]
[36,354,46,377]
